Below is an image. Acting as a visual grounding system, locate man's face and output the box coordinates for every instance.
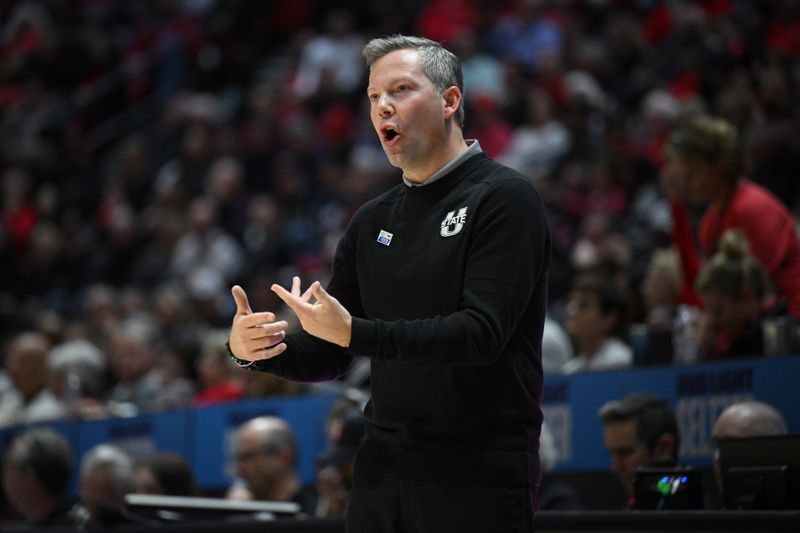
[233,431,281,499]
[672,159,723,205]
[367,48,449,182]
[700,289,759,335]
[6,341,46,398]
[109,333,153,383]
[565,291,614,343]
[134,467,163,495]
[603,419,653,497]
[80,468,114,520]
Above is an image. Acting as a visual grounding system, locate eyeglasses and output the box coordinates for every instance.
[567,296,599,313]
[233,449,270,463]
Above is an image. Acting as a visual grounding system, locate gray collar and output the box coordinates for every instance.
[403,139,482,187]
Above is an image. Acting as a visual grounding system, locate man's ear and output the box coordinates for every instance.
[442,86,462,121]
[653,433,677,462]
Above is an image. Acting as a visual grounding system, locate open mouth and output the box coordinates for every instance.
[382,126,399,143]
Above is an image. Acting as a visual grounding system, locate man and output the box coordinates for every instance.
[712,400,787,502]
[78,443,138,527]
[598,393,679,507]
[315,407,367,517]
[0,331,66,426]
[228,34,551,531]
[134,451,198,496]
[662,114,800,319]
[2,428,81,527]
[562,273,633,373]
[226,415,317,515]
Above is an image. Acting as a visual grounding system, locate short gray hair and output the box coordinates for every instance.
[80,444,135,499]
[236,416,299,465]
[363,34,465,129]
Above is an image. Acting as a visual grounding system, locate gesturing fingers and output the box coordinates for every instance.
[240,319,288,341]
[272,282,305,313]
[231,285,253,316]
[290,276,302,297]
[310,281,330,302]
[285,276,314,303]
[271,279,351,347]
[234,319,288,359]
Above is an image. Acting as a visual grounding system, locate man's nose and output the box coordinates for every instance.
[377,95,393,116]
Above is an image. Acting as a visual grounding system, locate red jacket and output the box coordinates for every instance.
[672,179,800,320]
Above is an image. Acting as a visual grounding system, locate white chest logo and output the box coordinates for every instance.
[440,207,468,237]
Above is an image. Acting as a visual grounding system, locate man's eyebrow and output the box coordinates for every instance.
[367,77,417,92]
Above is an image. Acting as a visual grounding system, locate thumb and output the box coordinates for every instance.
[231,285,252,316]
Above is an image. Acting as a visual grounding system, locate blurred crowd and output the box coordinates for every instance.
[1,0,799,425]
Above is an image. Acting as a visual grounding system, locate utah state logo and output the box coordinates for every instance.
[440,207,467,237]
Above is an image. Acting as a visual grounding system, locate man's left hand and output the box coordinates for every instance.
[272,277,352,348]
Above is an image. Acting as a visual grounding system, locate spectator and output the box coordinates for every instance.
[663,114,800,320]
[0,331,66,426]
[149,283,203,358]
[131,209,185,288]
[169,196,245,291]
[292,9,365,100]
[570,212,633,273]
[79,283,120,352]
[133,452,198,496]
[78,444,137,527]
[713,400,788,441]
[105,319,193,414]
[151,342,197,409]
[695,229,773,359]
[46,336,108,416]
[453,30,507,109]
[712,400,788,503]
[2,428,80,527]
[227,415,318,516]
[485,0,565,75]
[205,155,249,238]
[562,273,633,373]
[105,320,162,414]
[194,330,245,406]
[598,393,679,507]
[315,407,366,517]
[640,247,683,334]
[497,87,571,182]
[463,94,513,160]
[634,246,684,365]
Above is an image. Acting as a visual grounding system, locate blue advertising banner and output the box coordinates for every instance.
[0,393,336,494]
[542,355,799,472]
[73,409,190,462]
[2,359,794,496]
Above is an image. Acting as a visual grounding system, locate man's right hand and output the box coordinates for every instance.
[228,285,289,362]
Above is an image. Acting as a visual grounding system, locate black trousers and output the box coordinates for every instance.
[346,469,536,533]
